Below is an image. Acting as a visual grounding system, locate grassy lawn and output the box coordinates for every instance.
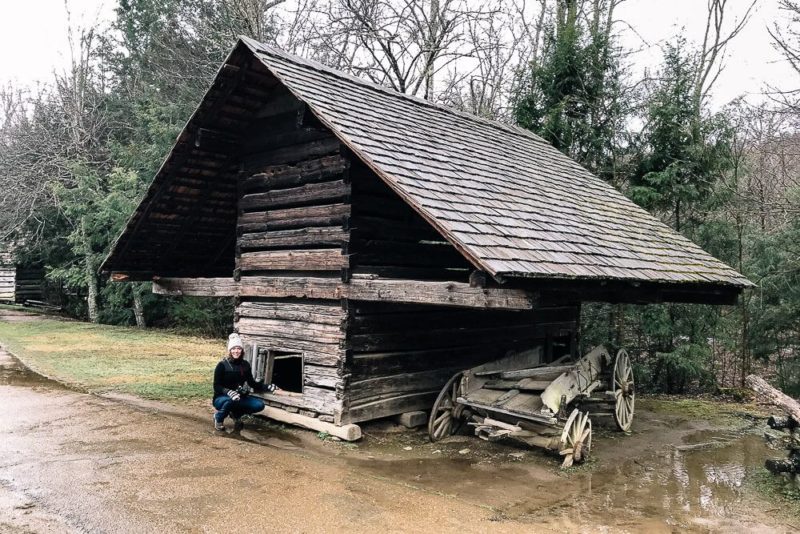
[0,317,224,402]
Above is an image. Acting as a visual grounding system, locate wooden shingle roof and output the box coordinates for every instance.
[241,38,751,289]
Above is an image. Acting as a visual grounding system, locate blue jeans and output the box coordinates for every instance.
[213,395,266,422]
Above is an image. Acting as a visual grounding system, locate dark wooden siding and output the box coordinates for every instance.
[339,300,579,424]
[349,159,472,282]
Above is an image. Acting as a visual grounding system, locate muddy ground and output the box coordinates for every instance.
[1,310,798,533]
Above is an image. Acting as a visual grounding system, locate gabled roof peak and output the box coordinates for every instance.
[238,36,548,146]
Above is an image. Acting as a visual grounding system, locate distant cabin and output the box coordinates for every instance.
[102,38,751,436]
[0,250,14,302]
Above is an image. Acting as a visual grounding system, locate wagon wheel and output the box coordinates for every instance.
[612,348,635,432]
[428,372,466,442]
[559,409,592,468]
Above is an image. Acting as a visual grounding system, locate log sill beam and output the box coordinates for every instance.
[152,276,538,310]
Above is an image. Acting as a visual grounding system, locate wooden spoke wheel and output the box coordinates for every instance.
[612,348,635,432]
[428,372,466,442]
[559,409,592,468]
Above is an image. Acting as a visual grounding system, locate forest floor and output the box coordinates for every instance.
[1,305,799,533]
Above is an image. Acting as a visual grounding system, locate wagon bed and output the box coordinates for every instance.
[428,346,635,467]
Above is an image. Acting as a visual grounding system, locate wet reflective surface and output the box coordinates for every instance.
[1,342,797,533]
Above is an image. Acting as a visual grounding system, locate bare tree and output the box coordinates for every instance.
[437,0,549,119]
[296,0,498,98]
[769,0,800,110]
[691,0,756,117]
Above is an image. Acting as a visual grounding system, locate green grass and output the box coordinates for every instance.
[0,318,224,402]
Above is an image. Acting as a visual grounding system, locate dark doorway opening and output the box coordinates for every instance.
[269,351,303,393]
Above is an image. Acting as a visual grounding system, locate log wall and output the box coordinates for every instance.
[15,266,45,303]
[0,251,14,301]
[339,300,579,424]
[234,84,350,421]
[349,159,472,282]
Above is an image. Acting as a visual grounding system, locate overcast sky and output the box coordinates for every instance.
[0,0,793,110]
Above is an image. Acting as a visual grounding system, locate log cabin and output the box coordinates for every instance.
[0,249,14,302]
[101,37,752,438]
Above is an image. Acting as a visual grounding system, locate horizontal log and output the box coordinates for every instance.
[238,227,349,250]
[349,345,511,377]
[243,154,348,191]
[259,406,360,440]
[152,277,239,296]
[259,406,361,441]
[239,249,349,271]
[348,306,549,334]
[254,385,338,415]
[254,91,304,118]
[237,301,344,325]
[240,180,350,211]
[348,368,460,403]
[349,278,538,309]
[235,317,343,344]
[746,374,800,423]
[352,265,470,282]
[238,203,350,233]
[345,390,440,424]
[239,332,343,361]
[243,129,335,159]
[242,137,342,171]
[305,364,341,388]
[348,323,546,352]
[239,276,538,310]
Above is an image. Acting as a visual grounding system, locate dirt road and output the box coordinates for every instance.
[1,342,797,533]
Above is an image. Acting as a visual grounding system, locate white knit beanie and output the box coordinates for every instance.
[227,333,244,351]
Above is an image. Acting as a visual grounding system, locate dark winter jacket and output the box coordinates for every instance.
[212,357,274,400]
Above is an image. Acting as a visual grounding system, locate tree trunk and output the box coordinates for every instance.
[745,375,800,423]
[132,284,146,328]
[85,258,99,323]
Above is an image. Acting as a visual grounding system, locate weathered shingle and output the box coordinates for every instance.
[242,38,751,288]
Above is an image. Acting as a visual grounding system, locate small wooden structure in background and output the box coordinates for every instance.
[0,249,14,302]
[102,38,751,438]
[0,243,46,305]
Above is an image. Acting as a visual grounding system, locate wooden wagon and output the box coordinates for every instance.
[428,346,635,467]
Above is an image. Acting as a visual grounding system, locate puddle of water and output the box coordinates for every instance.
[344,427,783,531]
[508,430,776,530]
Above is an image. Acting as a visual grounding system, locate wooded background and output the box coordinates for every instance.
[1,0,798,396]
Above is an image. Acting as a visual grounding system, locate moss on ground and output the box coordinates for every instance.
[639,396,768,423]
[749,468,800,510]
[0,318,223,401]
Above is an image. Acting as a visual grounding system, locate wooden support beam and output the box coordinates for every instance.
[153,275,537,309]
[239,276,537,309]
[153,277,240,296]
[258,406,361,441]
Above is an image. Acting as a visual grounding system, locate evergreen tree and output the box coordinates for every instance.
[514,0,627,181]
[629,39,732,233]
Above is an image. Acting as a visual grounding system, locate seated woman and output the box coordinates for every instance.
[213,333,281,431]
